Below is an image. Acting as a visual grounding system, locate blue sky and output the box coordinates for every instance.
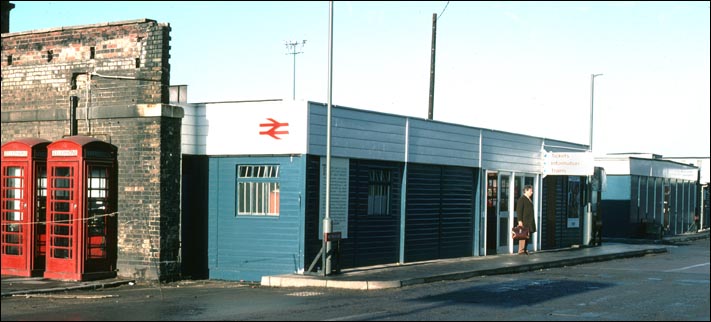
[8,1,710,157]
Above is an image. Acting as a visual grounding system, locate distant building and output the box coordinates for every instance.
[596,154,701,238]
[661,156,709,230]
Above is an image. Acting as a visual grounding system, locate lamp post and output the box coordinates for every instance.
[589,73,603,152]
[323,0,334,276]
[586,73,602,247]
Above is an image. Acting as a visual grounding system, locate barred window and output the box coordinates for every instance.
[368,169,391,215]
[237,165,280,216]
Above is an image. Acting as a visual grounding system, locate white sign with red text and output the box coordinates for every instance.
[542,151,594,176]
[204,100,308,155]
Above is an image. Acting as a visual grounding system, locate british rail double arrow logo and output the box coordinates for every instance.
[259,118,290,140]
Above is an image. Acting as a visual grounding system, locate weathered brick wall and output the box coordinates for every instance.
[1,19,169,115]
[1,19,182,281]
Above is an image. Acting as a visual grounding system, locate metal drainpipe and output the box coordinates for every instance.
[69,95,78,136]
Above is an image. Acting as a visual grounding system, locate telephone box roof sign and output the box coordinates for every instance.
[48,136,117,160]
[2,138,51,159]
[2,138,51,148]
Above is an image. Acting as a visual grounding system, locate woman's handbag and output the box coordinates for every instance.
[511,226,530,240]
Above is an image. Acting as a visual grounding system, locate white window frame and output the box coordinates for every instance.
[236,165,280,216]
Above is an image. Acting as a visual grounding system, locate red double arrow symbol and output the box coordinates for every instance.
[259,118,289,140]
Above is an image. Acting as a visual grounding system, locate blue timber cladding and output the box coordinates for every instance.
[405,164,475,262]
[303,157,402,270]
[208,156,306,282]
[405,164,441,262]
[308,103,406,162]
[342,159,402,267]
[440,166,476,258]
[481,130,542,172]
[407,118,480,167]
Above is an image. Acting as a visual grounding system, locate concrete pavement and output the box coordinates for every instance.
[261,242,667,290]
[2,230,707,296]
[261,230,708,290]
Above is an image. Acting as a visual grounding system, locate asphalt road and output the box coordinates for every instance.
[1,238,708,321]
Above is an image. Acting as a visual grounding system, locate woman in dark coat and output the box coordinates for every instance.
[515,185,536,254]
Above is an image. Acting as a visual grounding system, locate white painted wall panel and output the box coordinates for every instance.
[180,104,198,155]
[594,157,631,175]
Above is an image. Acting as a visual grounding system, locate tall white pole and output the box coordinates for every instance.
[586,73,602,246]
[323,0,334,276]
[589,74,602,152]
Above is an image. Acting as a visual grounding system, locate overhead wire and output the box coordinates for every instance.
[1,211,119,226]
[438,1,450,21]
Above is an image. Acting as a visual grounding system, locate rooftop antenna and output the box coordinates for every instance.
[285,40,307,100]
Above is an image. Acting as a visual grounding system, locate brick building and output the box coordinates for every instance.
[1,18,183,281]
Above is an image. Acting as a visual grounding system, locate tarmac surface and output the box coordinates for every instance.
[2,231,708,296]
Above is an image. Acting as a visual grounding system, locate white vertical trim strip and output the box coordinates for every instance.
[478,129,482,168]
[404,118,410,163]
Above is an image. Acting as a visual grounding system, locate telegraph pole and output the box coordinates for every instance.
[428,1,449,120]
[428,13,437,120]
[285,40,307,100]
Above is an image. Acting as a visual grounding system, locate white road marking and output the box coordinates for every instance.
[663,262,710,272]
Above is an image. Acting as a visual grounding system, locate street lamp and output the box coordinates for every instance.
[589,73,603,152]
[586,73,602,247]
[323,1,334,276]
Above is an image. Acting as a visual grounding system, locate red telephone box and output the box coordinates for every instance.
[1,138,50,277]
[43,136,118,281]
